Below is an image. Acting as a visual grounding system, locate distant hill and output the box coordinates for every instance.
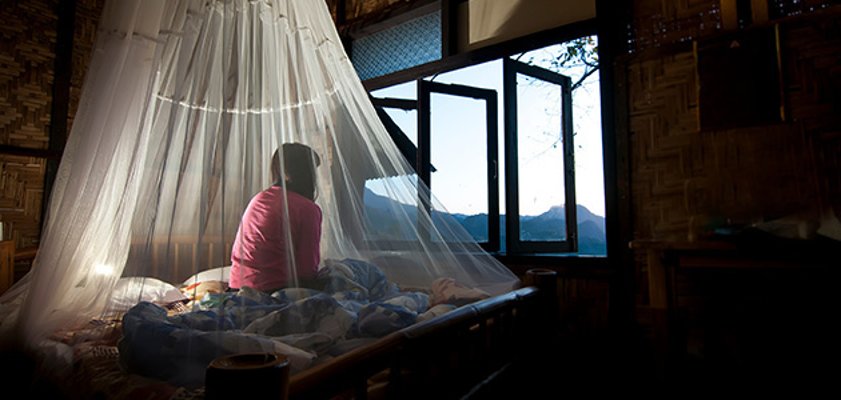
[363,188,606,255]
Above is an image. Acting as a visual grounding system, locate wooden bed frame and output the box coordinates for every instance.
[123,237,559,399]
[12,237,558,400]
[205,269,559,400]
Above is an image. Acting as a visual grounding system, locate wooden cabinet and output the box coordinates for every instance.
[0,240,14,294]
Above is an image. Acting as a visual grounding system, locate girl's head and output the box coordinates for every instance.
[272,143,321,201]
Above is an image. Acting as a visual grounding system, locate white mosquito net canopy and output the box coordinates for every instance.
[0,0,518,389]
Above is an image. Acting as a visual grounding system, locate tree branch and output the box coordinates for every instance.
[571,66,599,91]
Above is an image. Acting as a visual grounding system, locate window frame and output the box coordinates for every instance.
[502,58,577,254]
[357,17,610,259]
[362,96,423,250]
[417,80,500,252]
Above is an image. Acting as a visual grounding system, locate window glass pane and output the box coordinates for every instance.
[515,38,605,255]
[425,62,504,244]
[429,93,488,242]
[364,175,419,241]
[372,81,418,168]
[371,80,417,99]
[381,108,417,146]
[352,11,441,81]
[372,81,417,145]
[516,73,566,242]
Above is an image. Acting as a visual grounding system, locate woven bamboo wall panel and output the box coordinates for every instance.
[629,50,821,241]
[628,2,840,312]
[781,12,841,215]
[0,0,58,149]
[629,52,699,240]
[68,0,105,134]
[692,126,818,219]
[0,155,45,249]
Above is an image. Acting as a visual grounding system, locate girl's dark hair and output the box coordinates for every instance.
[272,143,321,201]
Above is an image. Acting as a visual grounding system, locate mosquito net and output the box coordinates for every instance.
[0,0,518,390]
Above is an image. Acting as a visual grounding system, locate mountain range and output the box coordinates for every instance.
[363,188,606,255]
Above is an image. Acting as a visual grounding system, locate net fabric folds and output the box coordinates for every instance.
[0,0,517,391]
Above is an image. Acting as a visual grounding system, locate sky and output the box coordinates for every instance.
[368,41,605,217]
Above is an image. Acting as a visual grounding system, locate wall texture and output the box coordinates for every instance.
[0,0,58,249]
[627,0,840,302]
[0,0,103,255]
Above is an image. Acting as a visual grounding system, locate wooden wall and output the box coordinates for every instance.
[0,0,57,250]
[0,0,103,278]
[507,261,611,339]
[625,0,840,388]
[628,0,839,246]
[627,0,841,306]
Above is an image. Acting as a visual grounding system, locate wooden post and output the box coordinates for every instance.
[0,240,14,294]
[520,268,560,386]
[751,0,769,24]
[524,268,559,336]
[720,0,739,30]
[524,268,557,301]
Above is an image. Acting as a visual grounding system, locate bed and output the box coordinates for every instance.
[37,239,556,400]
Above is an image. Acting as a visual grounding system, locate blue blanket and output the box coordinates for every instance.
[119,259,430,388]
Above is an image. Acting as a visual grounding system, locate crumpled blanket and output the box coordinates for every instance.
[119,302,314,389]
[430,277,490,306]
[119,258,435,389]
[318,258,401,301]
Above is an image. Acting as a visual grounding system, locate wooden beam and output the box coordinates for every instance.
[441,0,465,57]
[370,97,417,110]
[0,145,60,159]
[751,0,769,24]
[41,0,76,227]
[721,0,739,30]
[596,0,635,336]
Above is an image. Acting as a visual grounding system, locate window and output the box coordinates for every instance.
[419,80,499,252]
[363,36,605,256]
[503,58,576,253]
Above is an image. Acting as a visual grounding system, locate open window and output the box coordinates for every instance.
[503,58,576,254]
[418,80,500,252]
[362,36,606,257]
[363,86,422,247]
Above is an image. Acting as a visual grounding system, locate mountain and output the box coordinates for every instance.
[362,188,606,254]
[533,205,605,233]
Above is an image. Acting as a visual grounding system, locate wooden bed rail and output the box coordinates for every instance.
[283,268,558,400]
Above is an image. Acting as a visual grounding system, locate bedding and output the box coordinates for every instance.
[67,259,487,398]
[181,266,231,287]
[107,277,189,315]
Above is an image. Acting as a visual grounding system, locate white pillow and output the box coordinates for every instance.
[108,277,188,313]
[182,266,231,286]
